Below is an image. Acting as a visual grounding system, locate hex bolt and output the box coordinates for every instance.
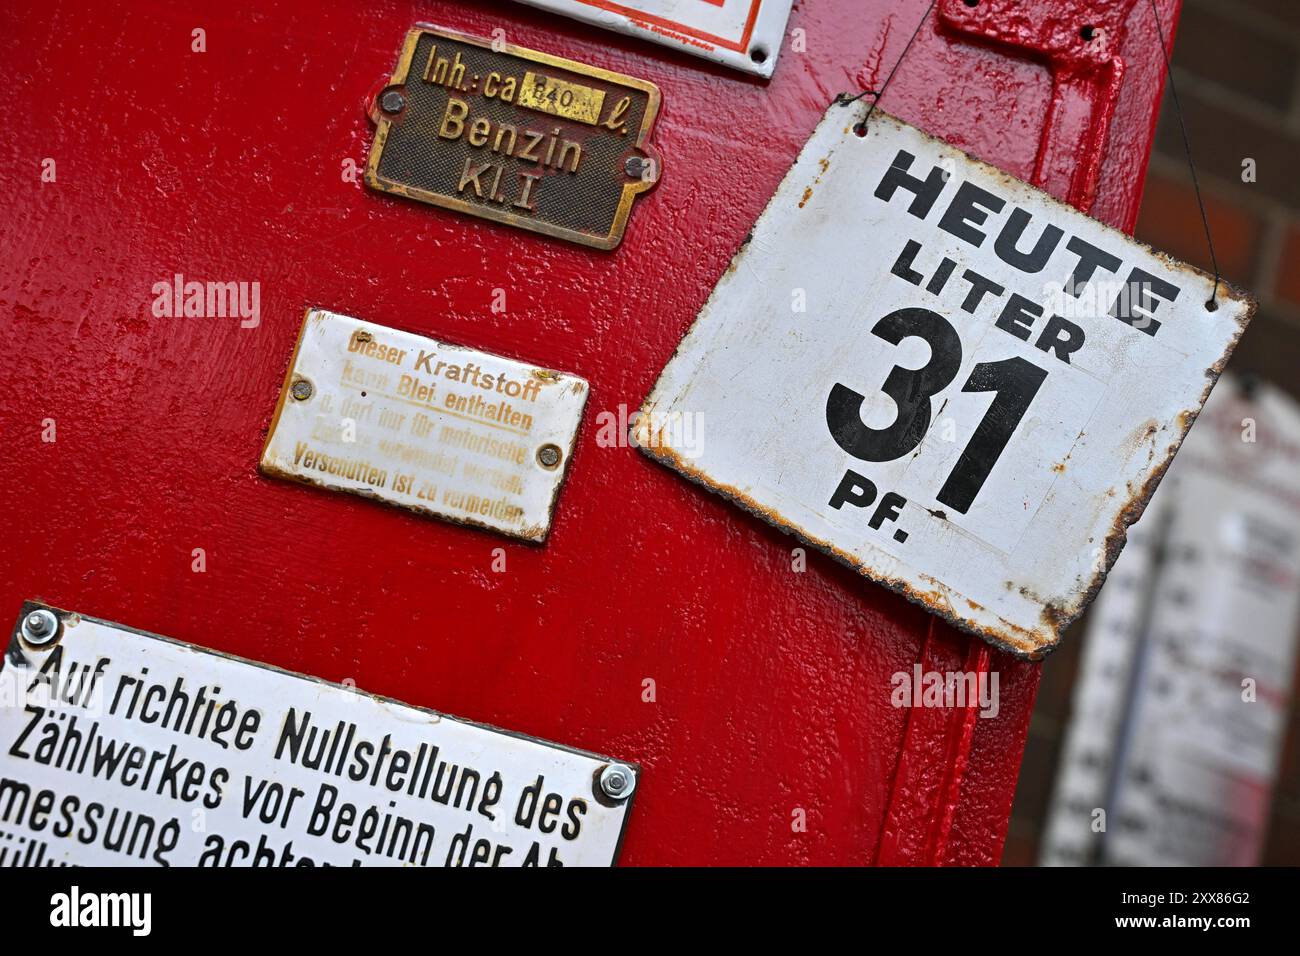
[598,763,636,801]
[380,90,406,114]
[624,156,643,178]
[537,444,562,469]
[21,609,59,645]
[291,379,314,402]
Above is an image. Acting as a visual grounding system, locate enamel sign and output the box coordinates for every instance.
[0,604,637,866]
[261,309,588,543]
[634,102,1253,658]
[510,0,795,78]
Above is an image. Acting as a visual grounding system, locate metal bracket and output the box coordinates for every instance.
[939,0,1139,211]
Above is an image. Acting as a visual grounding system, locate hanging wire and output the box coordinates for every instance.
[840,0,938,134]
[1146,0,1221,309]
[840,0,1222,309]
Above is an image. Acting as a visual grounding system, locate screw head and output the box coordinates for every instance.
[380,90,406,114]
[291,379,313,401]
[598,763,636,801]
[624,156,643,178]
[537,444,562,469]
[21,609,59,645]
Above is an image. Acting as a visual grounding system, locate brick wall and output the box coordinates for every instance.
[1006,0,1300,865]
[1137,0,1300,396]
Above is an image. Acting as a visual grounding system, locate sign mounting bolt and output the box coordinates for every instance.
[598,763,636,801]
[21,609,58,645]
[291,379,314,402]
[537,444,562,469]
[380,90,406,114]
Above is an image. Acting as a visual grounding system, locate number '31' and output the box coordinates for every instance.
[825,307,1047,514]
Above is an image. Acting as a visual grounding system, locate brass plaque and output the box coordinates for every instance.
[365,25,663,250]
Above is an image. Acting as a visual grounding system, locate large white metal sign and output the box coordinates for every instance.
[0,605,637,866]
[634,103,1252,657]
[509,0,794,78]
[261,309,588,542]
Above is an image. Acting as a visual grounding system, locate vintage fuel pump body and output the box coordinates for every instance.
[0,0,1184,864]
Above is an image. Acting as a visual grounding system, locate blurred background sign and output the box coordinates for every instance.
[1039,375,1300,865]
[1007,0,1300,866]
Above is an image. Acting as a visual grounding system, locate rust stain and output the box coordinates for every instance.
[798,155,833,209]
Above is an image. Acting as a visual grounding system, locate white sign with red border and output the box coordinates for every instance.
[510,0,794,77]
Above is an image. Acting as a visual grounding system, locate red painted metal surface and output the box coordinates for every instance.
[0,0,1179,864]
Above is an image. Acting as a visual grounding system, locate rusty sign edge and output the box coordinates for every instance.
[633,101,1256,660]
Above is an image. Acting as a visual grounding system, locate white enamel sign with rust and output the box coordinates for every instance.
[509,0,794,78]
[262,309,588,542]
[635,103,1252,658]
[1,604,637,866]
